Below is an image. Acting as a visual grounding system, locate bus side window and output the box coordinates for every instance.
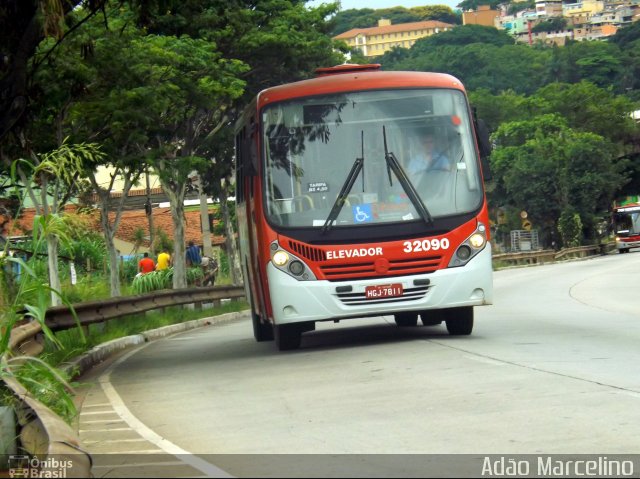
[249,118,259,175]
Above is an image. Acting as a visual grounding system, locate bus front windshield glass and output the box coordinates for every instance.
[614,210,640,235]
[262,89,483,229]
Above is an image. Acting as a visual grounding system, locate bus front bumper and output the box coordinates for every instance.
[267,244,493,325]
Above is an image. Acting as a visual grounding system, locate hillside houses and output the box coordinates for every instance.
[495,0,639,45]
[336,0,640,56]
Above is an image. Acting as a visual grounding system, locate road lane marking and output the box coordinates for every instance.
[98,345,232,478]
[80,410,120,416]
[83,438,150,444]
[81,419,128,424]
[433,339,640,396]
[463,355,505,366]
[78,427,133,432]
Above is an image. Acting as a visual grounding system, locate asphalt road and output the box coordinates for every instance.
[76,251,640,477]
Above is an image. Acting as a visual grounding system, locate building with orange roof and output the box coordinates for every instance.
[333,18,455,57]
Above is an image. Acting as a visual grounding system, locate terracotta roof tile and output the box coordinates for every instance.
[4,204,226,249]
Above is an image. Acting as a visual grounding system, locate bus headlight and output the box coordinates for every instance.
[273,250,289,266]
[448,223,488,268]
[288,260,305,276]
[469,233,486,249]
[269,241,317,281]
[456,245,472,260]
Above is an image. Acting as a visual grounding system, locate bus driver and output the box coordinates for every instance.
[406,131,450,176]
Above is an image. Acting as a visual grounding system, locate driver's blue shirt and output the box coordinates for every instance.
[407,151,450,175]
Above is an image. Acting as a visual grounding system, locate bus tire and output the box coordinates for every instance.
[252,310,274,342]
[394,312,418,327]
[420,310,444,326]
[275,324,302,351]
[250,294,274,342]
[445,307,474,335]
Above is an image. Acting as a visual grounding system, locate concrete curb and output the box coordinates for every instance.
[62,310,248,379]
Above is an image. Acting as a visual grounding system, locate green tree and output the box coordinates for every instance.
[137,0,344,285]
[507,1,534,15]
[0,0,153,143]
[389,42,549,96]
[557,207,583,247]
[22,6,151,298]
[534,81,638,146]
[125,33,247,289]
[412,24,515,49]
[410,6,460,24]
[490,114,627,245]
[457,0,501,10]
[531,18,567,33]
[328,5,459,36]
[13,142,105,306]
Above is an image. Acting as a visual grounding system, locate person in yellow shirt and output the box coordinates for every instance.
[156,249,172,270]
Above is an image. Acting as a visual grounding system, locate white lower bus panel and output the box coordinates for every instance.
[267,243,493,325]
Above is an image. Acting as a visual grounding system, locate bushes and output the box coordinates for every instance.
[131,269,172,294]
[131,266,205,294]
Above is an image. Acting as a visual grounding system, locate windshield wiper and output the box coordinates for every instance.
[382,125,433,226]
[322,131,365,233]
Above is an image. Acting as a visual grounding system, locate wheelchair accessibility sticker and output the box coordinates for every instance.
[352,204,372,223]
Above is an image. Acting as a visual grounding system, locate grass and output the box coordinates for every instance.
[42,299,249,368]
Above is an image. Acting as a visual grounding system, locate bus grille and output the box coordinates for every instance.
[320,255,443,281]
[287,240,326,262]
[336,285,430,306]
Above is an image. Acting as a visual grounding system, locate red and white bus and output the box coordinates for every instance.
[612,198,640,253]
[235,64,493,350]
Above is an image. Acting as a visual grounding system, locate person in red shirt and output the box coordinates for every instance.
[138,252,155,274]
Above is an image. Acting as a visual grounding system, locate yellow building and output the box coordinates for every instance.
[333,18,454,57]
[562,0,606,21]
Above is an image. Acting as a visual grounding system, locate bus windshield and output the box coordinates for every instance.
[262,88,483,229]
[614,209,640,235]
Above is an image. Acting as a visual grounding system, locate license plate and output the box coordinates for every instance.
[365,283,403,299]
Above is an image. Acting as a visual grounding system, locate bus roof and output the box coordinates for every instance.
[256,70,466,110]
[615,202,640,213]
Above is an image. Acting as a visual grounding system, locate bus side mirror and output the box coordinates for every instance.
[475,118,492,181]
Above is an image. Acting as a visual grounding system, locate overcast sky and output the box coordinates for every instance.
[307,0,462,12]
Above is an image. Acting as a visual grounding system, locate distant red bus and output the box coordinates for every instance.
[612,200,640,253]
[235,64,493,350]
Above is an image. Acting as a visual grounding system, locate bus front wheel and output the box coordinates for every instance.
[275,322,314,351]
[444,307,474,335]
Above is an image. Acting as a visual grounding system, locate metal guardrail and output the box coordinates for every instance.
[2,284,246,477]
[492,243,614,268]
[44,284,246,332]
